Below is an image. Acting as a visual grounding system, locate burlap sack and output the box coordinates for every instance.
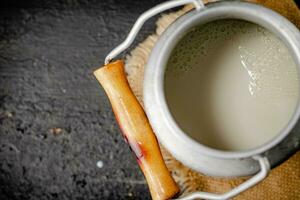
[125,1,300,199]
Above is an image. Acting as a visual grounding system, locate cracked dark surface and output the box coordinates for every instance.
[0,0,165,199]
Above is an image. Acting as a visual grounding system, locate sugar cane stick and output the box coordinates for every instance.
[93,60,179,200]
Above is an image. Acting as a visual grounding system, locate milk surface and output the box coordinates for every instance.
[165,20,299,151]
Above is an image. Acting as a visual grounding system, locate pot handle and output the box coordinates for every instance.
[104,0,205,65]
[175,156,270,200]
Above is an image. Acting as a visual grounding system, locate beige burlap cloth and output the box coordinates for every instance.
[125,0,300,199]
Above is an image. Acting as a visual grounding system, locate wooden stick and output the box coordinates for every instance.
[93,60,179,200]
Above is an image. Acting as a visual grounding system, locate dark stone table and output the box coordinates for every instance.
[0,0,165,199]
[2,1,299,199]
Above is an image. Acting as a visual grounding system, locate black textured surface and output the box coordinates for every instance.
[0,0,166,199]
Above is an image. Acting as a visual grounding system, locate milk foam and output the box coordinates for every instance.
[165,20,299,151]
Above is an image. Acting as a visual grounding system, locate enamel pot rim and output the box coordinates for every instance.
[143,1,300,165]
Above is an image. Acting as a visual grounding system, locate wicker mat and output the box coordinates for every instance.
[124,1,300,199]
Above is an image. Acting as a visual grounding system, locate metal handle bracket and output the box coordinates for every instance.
[175,156,270,200]
[104,0,205,65]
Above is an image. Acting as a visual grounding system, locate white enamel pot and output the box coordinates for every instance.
[105,0,300,199]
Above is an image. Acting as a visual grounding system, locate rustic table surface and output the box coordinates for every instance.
[0,0,166,199]
[2,1,299,199]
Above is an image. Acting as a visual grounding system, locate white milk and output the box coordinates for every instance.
[165,20,299,151]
